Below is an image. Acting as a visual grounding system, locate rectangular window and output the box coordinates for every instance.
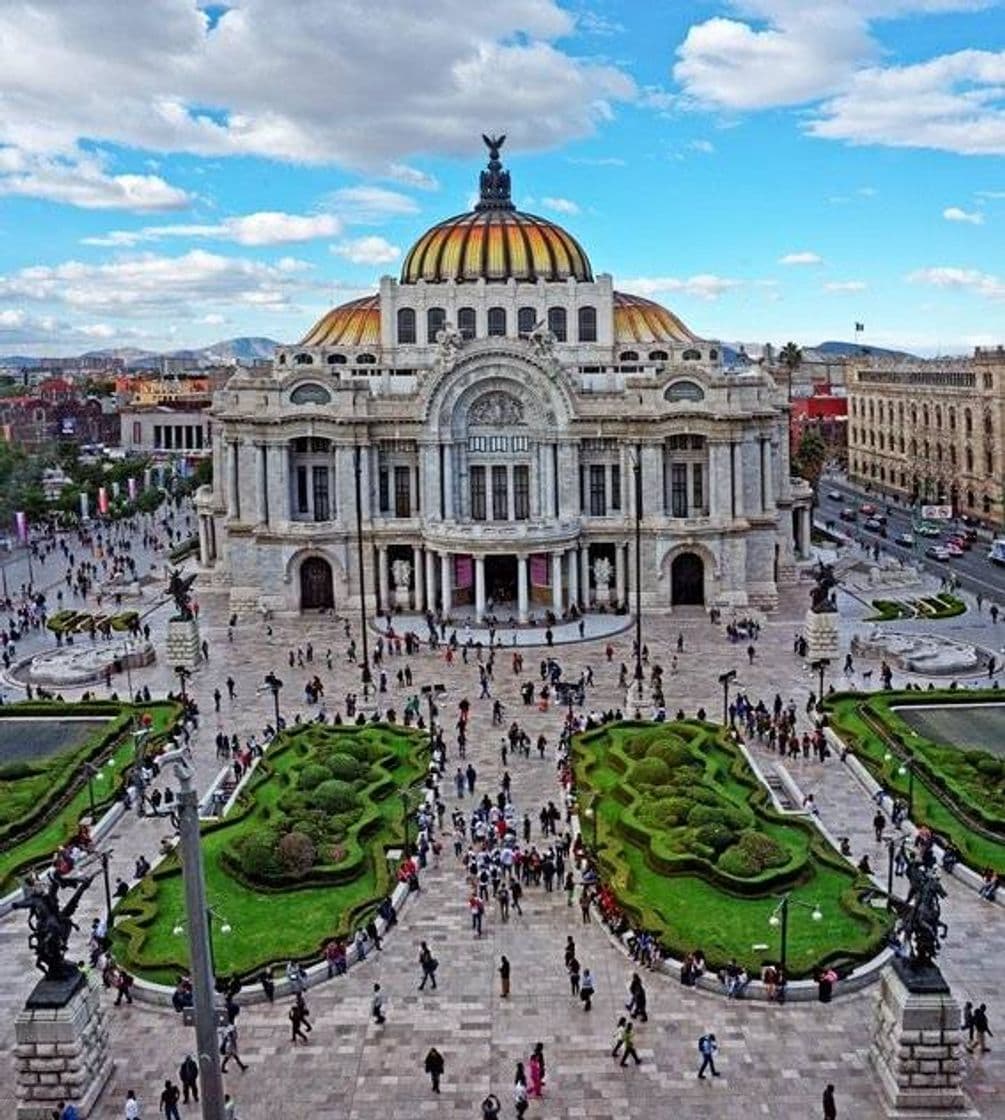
[146,422,154,447]
[610,463,621,510]
[513,465,529,520]
[671,464,688,517]
[492,465,508,520]
[470,465,486,520]
[163,426,173,449]
[579,465,586,513]
[692,463,703,512]
[312,466,330,521]
[394,465,410,517]
[378,467,389,513]
[296,465,309,513]
[589,463,606,516]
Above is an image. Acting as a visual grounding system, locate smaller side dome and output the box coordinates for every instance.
[300,295,380,346]
[613,291,696,344]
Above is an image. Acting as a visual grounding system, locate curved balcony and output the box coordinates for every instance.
[421,517,582,553]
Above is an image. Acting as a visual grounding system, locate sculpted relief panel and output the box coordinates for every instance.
[468,390,525,427]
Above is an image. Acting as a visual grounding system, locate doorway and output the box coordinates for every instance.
[671,552,704,606]
[485,555,517,608]
[300,556,334,610]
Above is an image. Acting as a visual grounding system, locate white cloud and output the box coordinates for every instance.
[908,266,1005,301]
[976,189,1005,199]
[566,155,626,167]
[824,280,868,292]
[0,148,190,211]
[0,0,633,174]
[779,251,823,265]
[330,236,401,265]
[327,186,420,223]
[688,139,716,153]
[617,274,742,301]
[200,313,226,325]
[83,211,341,247]
[386,164,439,191]
[540,196,580,215]
[78,323,116,339]
[943,205,984,224]
[0,249,314,318]
[577,11,625,35]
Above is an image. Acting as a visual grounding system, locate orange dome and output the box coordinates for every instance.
[401,209,593,285]
[299,294,380,347]
[613,291,696,344]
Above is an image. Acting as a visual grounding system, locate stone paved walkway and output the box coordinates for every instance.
[1,550,1002,1120]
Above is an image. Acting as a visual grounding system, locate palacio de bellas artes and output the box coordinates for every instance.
[196,141,813,621]
[3,5,1005,1120]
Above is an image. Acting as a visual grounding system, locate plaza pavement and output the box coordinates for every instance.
[1,552,1003,1120]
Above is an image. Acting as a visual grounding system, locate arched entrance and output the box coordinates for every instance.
[671,552,704,606]
[300,557,334,610]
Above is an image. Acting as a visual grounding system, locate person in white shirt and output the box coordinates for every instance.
[123,1089,140,1119]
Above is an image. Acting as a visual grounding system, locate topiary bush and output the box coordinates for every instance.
[717,830,790,877]
[298,763,329,791]
[630,757,672,787]
[234,828,281,879]
[645,740,695,769]
[277,831,316,877]
[636,796,691,829]
[326,752,369,781]
[309,779,360,813]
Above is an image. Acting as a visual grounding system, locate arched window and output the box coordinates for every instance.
[878,432,885,450]
[547,306,567,341]
[967,488,975,507]
[898,402,904,422]
[487,307,506,337]
[949,445,957,466]
[909,439,917,456]
[294,352,314,365]
[396,307,416,344]
[290,383,331,405]
[682,348,701,361]
[457,307,476,340]
[278,353,287,365]
[983,494,992,514]
[619,350,639,362]
[923,441,929,459]
[966,447,974,471]
[935,443,943,463]
[922,405,929,427]
[985,412,994,435]
[877,402,884,423]
[911,405,918,425]
[327,353,347,365]
[577,305,597,342]
[427,307,446,343]
[986,450,994,476]
[965,408,973,435]
[649,350,669,362]
[899,436,905,452]
[518,307,537,337]
[868,401,874,420]
[356,353,376,365]
[948,407,956,430]
[664,380,705,403]
[935,405,942,428]
[708,348,718,360]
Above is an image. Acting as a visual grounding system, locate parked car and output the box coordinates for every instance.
[917,524,942,538]
[895,532,915,547]
[840,508,857,522]
[925,545,951,560]
[863,518,887,536]
[827,490,843,501]
[946,535,971,551]
[944,543,964,558]
[860,503,877,515]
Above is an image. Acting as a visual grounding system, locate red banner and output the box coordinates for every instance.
[529,553,550,586]
[98,486,109,514]
[453,555,473,589]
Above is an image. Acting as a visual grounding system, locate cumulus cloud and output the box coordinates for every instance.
[908,265,1005,300]
[82,211,341,247]
[327,186,421,223]
[330,236,401,265]
[779,251,823,265]
[387,164,439,191]
[541,196,580,215]
[943,205,984,224]
[617,274,742,301]
[824,280,868,292]
[0,0,634,179]
[0,249,313,318]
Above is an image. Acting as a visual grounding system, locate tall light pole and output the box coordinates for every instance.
[400,789,411,856]
[632,445,643,702]
[718,669,738,726]
[353,442,372,698]
[768,893,822,977]
[263,671,283,729]
[810,657,830,708]
[165,747,226,1120]
[898,758,916,819]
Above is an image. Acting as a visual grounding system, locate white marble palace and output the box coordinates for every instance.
[196,138,812,619]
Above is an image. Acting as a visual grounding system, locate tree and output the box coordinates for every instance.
[779,341,802,400]
[794,428,827,495]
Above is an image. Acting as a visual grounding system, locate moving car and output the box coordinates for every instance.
[840,508,857,522]
[925,545,950,560]
[895,532,915,547]
[863,518,887,536]
[827,490,843,501]
[946,535,971,551]
[989,539,1005,566]
[943,543,964,558]
[916,524,942,538]
[860,503,877,515]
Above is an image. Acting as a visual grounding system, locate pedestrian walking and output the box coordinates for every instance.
[499,955,511,998]
[513,1074,529,1119]
[480,1093,501,1119]
[580,967,595,1011]
[823,1083,837,1120]
[289,1000,311,1043]
[219,1023,248,1072]
[528,1050,544,1097]
[966,1004,992,1052]
[873,810,886,843]
[424,1047,445,1093]
[697,1032,720,1079]
[418,941,438,990]
[223,1094,237,1120]
[178,1057,198,1104]
[628,972,648,1021]
[371,983,386,1025]
[159,1081,180,1120]
[617,1019,641,1066]
[568,955,580,996]
[124,1090,140,1120]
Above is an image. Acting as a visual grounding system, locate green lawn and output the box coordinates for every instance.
[112,722,427,983]
[0,701,181,893]
[575,722,888,978]
[867,594,965,622]
[825,690,1005,869]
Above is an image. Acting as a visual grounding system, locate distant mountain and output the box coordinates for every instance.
[814,340,914,359]
[81,347,158,364]
[1,337,281,370]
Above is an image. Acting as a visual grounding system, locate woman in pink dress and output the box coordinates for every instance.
[528,1052,543,1097]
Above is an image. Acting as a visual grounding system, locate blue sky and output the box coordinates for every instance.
[0,0,1001,356]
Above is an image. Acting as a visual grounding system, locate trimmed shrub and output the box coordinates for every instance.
[277,831,316,876]
[629,757,672,787]
[637,796,691,829]
[309,779,359,813]
[298,764,329,791]
[234,829,281,878]
[326,752,368,781]
[693,822,736,855]
[645,740,695,769]
[718,830,789,877]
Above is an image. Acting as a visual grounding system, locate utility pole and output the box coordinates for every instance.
[353,442,372,697]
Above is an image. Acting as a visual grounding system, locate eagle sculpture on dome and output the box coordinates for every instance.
[477,134,512,210]
[482,133,506,160]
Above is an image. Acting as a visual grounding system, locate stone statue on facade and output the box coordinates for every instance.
[434,321,464,376]
[477,134,512,209]
[469,391,524,427]
[13,874,94,981]
[809,560,838,613]
[593,557,613,590]
[528,320,557,361]
[390,558,412,590]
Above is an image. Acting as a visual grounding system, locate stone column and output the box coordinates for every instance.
[440,551,452,614]
[551,551,563,613]
[413,545,425,612]
[761,437,774,511]
[425,549,437,612]
[615,543,627,605]
[732,440,745,517]
[517,554,529,623]
[475,555,486,621]
[567,547,579,607]
[580,545,591,608]
[256,443,268,525]
[227,441,240,520]
[377,547,390,613]
[507,466,516,522]
[198,516,210,566]
[541,442,554,519]
[800,507,812,558]
[442,443,454,519]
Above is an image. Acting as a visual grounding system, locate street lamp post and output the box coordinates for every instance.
[899,758,916,819]
[132,726,151,816]
[99,849,113,923]
[165,747,226,1120]
[768,893,823,977]
[175,665,191,703]
[400,790,411,856]
[632,446,643,702]
[263,672,283,729]
[83,761,101,818]
[353,443,372,699]
[718,669,738,726]
[810,657,830,708]
[885,835,896,911]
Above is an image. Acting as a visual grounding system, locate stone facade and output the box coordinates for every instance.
[847,346,1005,528]
[197,148,810,618]
[15,977,113,1120]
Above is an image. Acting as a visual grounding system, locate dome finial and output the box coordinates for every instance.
[476,133,514,211]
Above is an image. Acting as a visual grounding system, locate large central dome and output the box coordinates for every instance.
[400,135,592,285]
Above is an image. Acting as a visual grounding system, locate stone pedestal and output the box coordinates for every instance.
[870,961,976,1118]
[804,608,840,663]
[594,584,611,608]
[394,585,411,611]
[166,618,201,669]
[15,973,113,1120]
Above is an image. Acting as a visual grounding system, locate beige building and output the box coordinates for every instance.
[847,346,1005,526]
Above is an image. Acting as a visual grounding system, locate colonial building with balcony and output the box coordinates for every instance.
[196,140,810,617]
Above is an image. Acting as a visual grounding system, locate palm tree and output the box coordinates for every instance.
[779,341,802,401]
